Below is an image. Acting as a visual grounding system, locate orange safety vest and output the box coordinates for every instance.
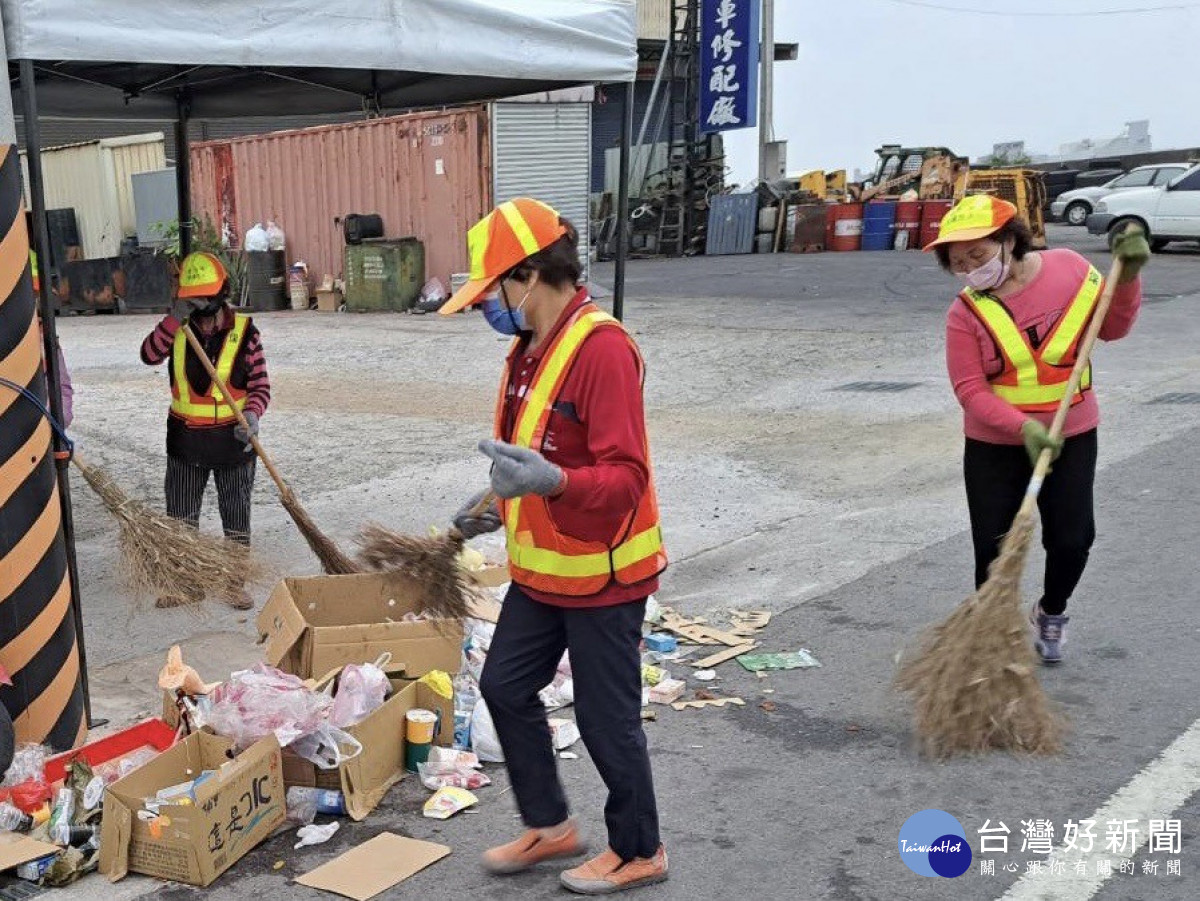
[494,303,667,597]
[169,314,250,426]
[960,264,1102,413]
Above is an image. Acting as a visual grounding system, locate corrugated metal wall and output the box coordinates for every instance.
[191,108,491,285]
[637,0,672,40]
[492,103,592,276]
[18,133,165,258]
[591,82,655,193]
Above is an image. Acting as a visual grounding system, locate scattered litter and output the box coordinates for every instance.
[559,751,580,760]
[295,833,450,900]
[295,822,341,849]
[693,689,716,701]
[672,697,746,711]
[641,710,657,723]
[648,679,687,705]
[730,610,772,635]
[428,747,481,769]
[274,860,287,871]
[644,633,678,654]
[549,718,580,751]
[737,650,821,672]
[640,664,667,687]
[845,724,862,733]
[760,701,777,713]
[418,761,491,791]
[423,787,478,820]
[693,670,717,682]
[692,643,758,670]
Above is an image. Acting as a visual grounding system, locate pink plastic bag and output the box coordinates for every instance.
[329,663,389,729]
[206,665,332,750]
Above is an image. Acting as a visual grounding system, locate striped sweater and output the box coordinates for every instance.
[141,306,271,466]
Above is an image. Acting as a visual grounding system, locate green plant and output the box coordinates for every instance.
[152,215,247,305]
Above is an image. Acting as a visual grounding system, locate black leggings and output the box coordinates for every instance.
[964,429,1097,615]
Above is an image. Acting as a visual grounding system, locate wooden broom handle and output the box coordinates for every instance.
[179,322,291,499]
[1019,255,1125,515]
[467,489,497,516]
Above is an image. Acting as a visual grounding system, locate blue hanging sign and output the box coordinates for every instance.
[699,0,760,134]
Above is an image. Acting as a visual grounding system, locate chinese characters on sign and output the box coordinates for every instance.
[700,0,759,134]
[973,818,1183,878]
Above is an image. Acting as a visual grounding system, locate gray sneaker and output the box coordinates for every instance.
[1029,603,1069,665]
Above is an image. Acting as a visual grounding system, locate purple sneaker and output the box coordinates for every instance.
[1029,603,1069,665]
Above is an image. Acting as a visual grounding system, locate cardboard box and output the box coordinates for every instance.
[315,288,343,312]
[281,678,453,820]
[99,732,285,887]
[257,573,462,680]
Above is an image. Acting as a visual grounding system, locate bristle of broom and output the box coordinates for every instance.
[74,458,266,609]
[279,491,360,575]
[895,512,1064,759]
[355,523,475,624]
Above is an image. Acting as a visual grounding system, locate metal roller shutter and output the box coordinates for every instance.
[491,103,592,279]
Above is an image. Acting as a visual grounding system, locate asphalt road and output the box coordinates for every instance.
[53,224,1200,900]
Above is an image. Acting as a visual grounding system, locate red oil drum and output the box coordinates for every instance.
[919,200,954,249]
[825,203,863,252]
[894,200,922,250]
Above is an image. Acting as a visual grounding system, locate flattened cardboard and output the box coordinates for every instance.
[281,679,454,821]
[0,833,60,871]
[257,573,462,680]
[99,732,285,887]
[295,833,450,901]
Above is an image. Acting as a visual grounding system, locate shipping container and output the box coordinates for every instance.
[190,108,491,290]
[20,133,167,258]
[190,101,594,296]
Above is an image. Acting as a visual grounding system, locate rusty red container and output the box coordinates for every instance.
[825,202,863,252]
[894,200,922,250]
[919,200,954,249]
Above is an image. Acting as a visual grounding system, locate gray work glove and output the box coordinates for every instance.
[234,411,259,451]
[478,439,564,500]
[453,489,502,539]
[170,299,193,324]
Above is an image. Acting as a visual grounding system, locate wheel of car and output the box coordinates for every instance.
[1108,217,1147,252]
[1065,201,1091,226]
[1151,238,1170,253]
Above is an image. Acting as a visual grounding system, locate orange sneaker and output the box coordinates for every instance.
[482,822,587,875]
[561,846,669,895]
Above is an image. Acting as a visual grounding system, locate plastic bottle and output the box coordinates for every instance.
[452,674,479,750]
[0,801,32,833]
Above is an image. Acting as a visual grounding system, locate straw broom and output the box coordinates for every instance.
[71,451,265,607]
[356,491,497,622]
[896,250,1128,759]
[180,323,359,576]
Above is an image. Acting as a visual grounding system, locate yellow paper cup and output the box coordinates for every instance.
[405,709,438,744]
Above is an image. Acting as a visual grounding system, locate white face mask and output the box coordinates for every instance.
[963,246,1011,292]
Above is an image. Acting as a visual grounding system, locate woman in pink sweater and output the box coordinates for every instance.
[930,195,1149,664]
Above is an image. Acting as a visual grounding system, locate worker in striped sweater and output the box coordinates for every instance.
[140,251,270,610]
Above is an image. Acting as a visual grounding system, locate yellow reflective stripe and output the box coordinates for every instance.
[965,293,1039,388]
[511,310,615,448]
[171,314,249,418]
[994,367,1091,405]
[1042,266,1102,364]
[508,525,665,578]
[498,201,542,257]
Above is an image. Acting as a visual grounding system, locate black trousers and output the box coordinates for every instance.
[964,429,1097,615]
[165,455,256,544]
[479,584,660,862]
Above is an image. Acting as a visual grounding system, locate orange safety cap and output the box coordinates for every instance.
[440,198,568,315]
[923,194,1018,250]
[177,251,228,298]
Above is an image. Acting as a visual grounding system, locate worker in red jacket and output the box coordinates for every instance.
[140,251,270,610]
[439,198,668,894]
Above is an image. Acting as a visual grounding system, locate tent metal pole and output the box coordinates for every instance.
[174,94,192,254]
[613,80,634,322]
[18,59,104,730]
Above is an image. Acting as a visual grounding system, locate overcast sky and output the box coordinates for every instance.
[722,0,1200,184]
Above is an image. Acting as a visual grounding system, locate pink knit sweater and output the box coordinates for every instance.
[945,248,1142,445]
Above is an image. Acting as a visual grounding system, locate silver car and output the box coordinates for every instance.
[1051,164,1189,226]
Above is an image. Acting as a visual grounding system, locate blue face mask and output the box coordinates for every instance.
[480,287,529,335]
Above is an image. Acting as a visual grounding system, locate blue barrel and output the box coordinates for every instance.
[861,202,898,251]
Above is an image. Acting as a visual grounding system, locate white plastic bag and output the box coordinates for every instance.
[470,699,504,763]
[265,220,286,251]
[289,725,363,770]
[329,663,389,728]
[243,223,269,252]
[295,822,339,849]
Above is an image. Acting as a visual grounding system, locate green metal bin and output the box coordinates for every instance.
[343,238,425,312]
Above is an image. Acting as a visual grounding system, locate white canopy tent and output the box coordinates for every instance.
[2,0,639,723]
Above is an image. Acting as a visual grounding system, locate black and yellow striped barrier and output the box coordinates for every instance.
[0,143,85,750]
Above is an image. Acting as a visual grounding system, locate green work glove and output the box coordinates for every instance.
[1111,225,1150,284]
[478,439,565,500]
[1020,420,1063,467]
